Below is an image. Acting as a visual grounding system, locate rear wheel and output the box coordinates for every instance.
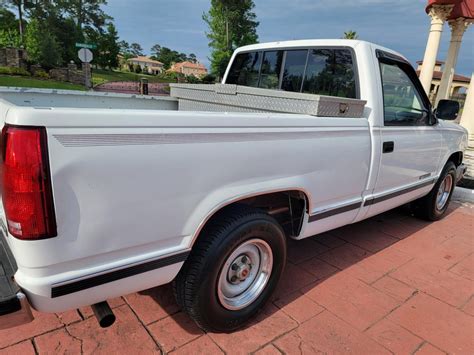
[412,162,457,221]
[173,205,286,332]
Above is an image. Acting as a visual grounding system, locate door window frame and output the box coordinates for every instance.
[376,50,434,127]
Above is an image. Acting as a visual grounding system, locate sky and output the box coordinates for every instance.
[107,0,473,76]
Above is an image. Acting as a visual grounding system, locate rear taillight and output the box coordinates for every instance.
[1,125,57,240]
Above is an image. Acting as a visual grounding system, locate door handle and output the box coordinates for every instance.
[383,141,394,153]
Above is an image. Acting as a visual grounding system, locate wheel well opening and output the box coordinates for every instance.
[447,152,463,167]
[210,191,308,239]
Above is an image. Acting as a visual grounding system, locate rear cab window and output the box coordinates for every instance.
[259,51,284,89]
[226,51,262,87]
[226,46,358,99]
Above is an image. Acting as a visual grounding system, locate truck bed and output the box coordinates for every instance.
[0,87,179,110]
[0,86,371,313]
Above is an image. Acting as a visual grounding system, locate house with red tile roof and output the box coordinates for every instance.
[127,56,164,75]
[169,61,208,78]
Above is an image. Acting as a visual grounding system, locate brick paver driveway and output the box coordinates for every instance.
[1,202,473,354]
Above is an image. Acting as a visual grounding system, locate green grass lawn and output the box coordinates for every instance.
[0,69,174,91]
[92,69,174,86]
[0,75,85,91]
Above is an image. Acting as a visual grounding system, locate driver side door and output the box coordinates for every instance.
[370,55,441,211]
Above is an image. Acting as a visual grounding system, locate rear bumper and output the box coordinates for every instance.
[2,224,186,315]
[0,230,34,329]
[456,163,467,183]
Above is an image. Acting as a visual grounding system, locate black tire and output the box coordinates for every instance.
[173,204,286,332]
[412,161,457,221]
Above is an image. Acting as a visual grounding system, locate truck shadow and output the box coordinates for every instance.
[136,201,465,334]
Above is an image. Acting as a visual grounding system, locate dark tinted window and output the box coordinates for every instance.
[281,50,308,92]
[226,51,262,87]
[302,49,356,98]
[380,62,428,126]
[258,51,283,89]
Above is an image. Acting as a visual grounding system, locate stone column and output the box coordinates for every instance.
[419,5,453,95]
[435,18,470,105]
[460,73,474,135]
[460,74,474,182]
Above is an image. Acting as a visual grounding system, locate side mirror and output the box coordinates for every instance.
[435,99,460,120]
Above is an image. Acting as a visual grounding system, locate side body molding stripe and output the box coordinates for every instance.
[364,179,435,206]
[308,178,436,222]
[51,251,190,298]
[308,202,362,222]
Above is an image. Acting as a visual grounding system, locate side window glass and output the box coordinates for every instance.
[334,50,356,98]
[303,49,332,95]
[258,51,283,89]
[281,50,308,92]
[302,49,356,98]
[380,62,428,126]
[226,51,262,87]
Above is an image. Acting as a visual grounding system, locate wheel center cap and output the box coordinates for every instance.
[236,265,250,280]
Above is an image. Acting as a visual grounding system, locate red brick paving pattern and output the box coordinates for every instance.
[0,202,473,354]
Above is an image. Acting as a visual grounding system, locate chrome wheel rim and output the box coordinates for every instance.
[436,174,453,210]
[217,239,273,311]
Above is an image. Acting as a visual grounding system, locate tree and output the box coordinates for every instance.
[343,30,358,40]
[0,6,20,47]
[130,42,143,56]
[25,18,62,69]
[150,43,161,57]
[118,40,129,53]
[56,0,110,31]
[203,0,259,77]
[3,0,25,43]
[188,53,197,63]
[0,7,17,32]
[54,17,83,64]
[118,39,134,59]
[155,47,187,69]
[96,22,119,69]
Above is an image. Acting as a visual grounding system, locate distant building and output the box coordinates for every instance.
[416,60,471,102]
[169,61,208,78]
[127,56,164,74]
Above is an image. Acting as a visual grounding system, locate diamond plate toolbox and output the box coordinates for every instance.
[170,83,367,118]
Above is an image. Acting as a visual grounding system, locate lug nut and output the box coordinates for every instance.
[231,263,239,271]
[231,275,238,283]
[241,256,247,263]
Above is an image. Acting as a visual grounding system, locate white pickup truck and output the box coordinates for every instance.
[0,40,468,332]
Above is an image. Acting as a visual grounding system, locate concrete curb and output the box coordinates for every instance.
[452,186,474,204]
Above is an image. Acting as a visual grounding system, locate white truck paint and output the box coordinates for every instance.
[0,40,468,328]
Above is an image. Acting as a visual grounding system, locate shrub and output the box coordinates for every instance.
[25,19,62,70]
[134,64,142,73]
[0,29,21,48]
[34,69,50,79]
[0,66,31,76]
[159,71,184,82]
[186,75,201,84]
[201,74,216,84]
